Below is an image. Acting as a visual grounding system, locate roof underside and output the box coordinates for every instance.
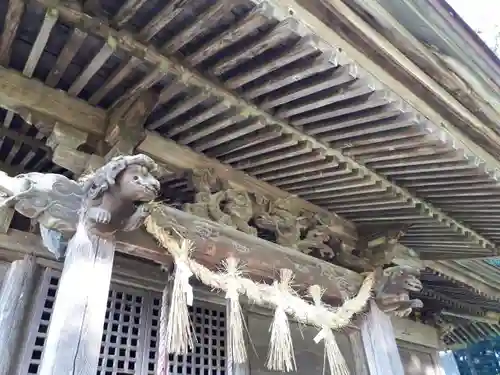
[1,0,499,347]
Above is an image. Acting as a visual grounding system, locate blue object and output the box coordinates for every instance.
[40,225,69,260]
[454,337,500,375]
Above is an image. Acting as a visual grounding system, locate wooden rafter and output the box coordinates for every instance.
[278,0,500,165]
[0,0,497,311]
[0,66,106,135]
[12,0,498,256]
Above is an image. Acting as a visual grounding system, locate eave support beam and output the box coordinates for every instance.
[0,65,106,135]
[20,0,497,256]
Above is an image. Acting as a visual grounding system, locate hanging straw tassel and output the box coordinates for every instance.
[266,268,296,372]
[309,285,349,375]
[223,257,247,364]
[166,238,195,354]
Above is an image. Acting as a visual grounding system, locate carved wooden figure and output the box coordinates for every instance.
[0,154,160,375]
[373,265,423,317]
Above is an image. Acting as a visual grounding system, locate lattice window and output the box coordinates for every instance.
[25,272,59,375]
[167,304,227,375]
[143,296,161,375]
[97,287,147,375]
[20,267,228,375]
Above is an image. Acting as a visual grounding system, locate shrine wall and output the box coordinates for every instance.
[245,309,363,375]
[2,257,228,375]
[397,341,444,375]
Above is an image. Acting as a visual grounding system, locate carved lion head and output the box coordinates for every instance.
[83,154,160,202]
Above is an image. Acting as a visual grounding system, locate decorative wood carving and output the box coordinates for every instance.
[0,154,160,375]
[373,266,423,317]
[184,168,339,256]
[183,169,406,271]
[184,168,256,236]
[150,202,360,300]
[0,154,160,255]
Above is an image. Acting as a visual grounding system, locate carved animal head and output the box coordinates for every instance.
[83,154,160,202]
[117,163,161,201]
[373,265,423,317]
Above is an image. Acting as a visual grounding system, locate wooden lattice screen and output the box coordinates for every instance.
[16,267,227,375]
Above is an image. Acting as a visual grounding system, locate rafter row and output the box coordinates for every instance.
[17,0,498,253]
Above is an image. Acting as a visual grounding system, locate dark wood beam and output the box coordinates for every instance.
[0,126,51,153]
[0,66,106,135]
[24,0,496,255]
[0,205,365,303]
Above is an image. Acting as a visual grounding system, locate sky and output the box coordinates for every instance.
[445,0,499,55]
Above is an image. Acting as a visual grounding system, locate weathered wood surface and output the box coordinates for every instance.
[348,330,370,375]
[0,221,362,302]
[277,0,500,167]
[0,65,106,135]
[345,0,500,151]
[398,343,443,375]
[0,255,37,375]
[139,132,358,248]
[21,0,494,257]
[149,203,362,299]
[424,260,500,298]
[392,317,441,349]
[38,234,115,375]
[361,301,405,375]
[33,154,161,375]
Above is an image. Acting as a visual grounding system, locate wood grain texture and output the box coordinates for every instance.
[38,236,115,375]
[138,131,357,247]
[392,317,441,349]
[361,301,405,375]
[0,255,37,375]
[0,66,106,135]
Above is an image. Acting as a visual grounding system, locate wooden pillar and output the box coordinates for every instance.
[361,301,405,375]
[348,330,370,375]
[0,255,37,375]
[38,236,115,375]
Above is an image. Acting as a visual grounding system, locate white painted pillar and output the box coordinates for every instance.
[0,255,37,375]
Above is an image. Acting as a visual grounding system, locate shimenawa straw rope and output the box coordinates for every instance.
[266,269,296,372]
[310,285,350,375]
[145,214,376,362]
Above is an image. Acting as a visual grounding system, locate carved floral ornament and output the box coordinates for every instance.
[0,154,422,374]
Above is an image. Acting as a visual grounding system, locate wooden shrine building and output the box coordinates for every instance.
[0,0,499,374]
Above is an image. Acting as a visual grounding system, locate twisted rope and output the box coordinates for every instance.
[145,214,375,331]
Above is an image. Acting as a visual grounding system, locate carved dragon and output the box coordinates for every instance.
[0,154,160,258]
